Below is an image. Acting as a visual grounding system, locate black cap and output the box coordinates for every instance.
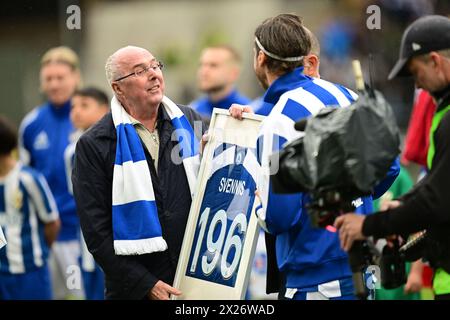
[388,15,450,80]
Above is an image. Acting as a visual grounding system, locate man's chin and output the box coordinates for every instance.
[49,97,70,106]
[148,92,164,105]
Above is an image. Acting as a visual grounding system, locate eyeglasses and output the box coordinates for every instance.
[114,61,164,82]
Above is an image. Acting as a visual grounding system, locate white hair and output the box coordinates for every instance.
[105,52,123,86]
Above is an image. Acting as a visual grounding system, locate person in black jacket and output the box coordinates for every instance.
[72,46,205,300]
[335,15,450,300]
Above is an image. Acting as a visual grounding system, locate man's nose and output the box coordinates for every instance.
[147,70,158,80]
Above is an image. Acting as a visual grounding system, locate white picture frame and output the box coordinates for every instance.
[173,108,265,300]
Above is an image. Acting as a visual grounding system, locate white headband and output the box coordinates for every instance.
[255,37,304,62]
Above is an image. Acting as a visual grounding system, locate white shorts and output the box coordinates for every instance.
[49,240,85,299]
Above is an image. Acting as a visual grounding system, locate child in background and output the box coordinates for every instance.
[65,87,109,300]
[0,116,60,299]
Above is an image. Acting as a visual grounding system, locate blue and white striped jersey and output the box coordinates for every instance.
[255,67,399,289]
[0,163,59,274]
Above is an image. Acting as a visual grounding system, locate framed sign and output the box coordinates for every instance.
[173,108,265,300]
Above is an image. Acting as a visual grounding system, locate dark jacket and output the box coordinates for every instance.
[363,88,450,270]
[72,104,205,299]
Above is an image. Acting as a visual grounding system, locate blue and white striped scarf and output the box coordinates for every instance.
[111,95,200,255]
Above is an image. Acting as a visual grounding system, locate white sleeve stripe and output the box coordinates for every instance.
[28,203,44,267]
[37,174,59,219]
[281,87,327,115]
[20,171,58,223]
[348,88,359,101]
[312,78,353,107]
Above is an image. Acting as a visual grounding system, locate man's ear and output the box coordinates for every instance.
[308,55,319,69]
[112,82,122,96]
[303,54,320,78]
[257,50,267,67]
[429,52,442,68]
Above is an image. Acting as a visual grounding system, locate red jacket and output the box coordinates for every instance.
[402,90,437,166]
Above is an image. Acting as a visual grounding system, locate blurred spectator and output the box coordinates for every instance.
[65,87,110,300]
[320,20,355,62]
[189,45,250,121]
[18,46,84,299]
[402,89,437,166]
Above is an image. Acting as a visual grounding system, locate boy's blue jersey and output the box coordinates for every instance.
[0,163,59,274]
[190,89,251,118]
[256,67,399,289]
[19,100,79,241]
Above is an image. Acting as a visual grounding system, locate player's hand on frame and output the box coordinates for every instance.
[229,104,253,120]
[200,130,209,155]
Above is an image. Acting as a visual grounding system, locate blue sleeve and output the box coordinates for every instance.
[265,183,303,235]
[18,109,39,165]
[372,157,400,200]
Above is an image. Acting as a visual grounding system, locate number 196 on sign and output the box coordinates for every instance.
[186,206,248,286]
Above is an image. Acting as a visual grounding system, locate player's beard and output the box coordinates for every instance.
[254,67,269,90]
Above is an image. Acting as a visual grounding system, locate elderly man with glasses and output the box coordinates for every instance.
[72,46,206,300]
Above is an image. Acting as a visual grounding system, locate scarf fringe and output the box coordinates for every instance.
[114,237,168,256]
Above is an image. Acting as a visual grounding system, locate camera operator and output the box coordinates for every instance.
[335,15,450,300]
